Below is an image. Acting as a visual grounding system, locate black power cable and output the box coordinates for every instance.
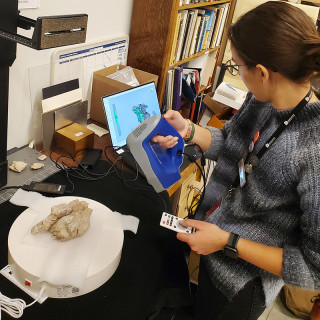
[181,150,206,219]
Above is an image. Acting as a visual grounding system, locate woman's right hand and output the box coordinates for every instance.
[152,110,188,148]
[163,110,188,136]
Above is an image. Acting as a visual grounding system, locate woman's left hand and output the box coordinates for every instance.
[177,219,229,255]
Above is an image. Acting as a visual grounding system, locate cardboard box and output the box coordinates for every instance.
[90,65,158,125]
[203,91,229,115]
[203,92,234,129]
[55,123,94,157]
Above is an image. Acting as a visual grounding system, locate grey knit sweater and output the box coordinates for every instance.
[199,92,320,306]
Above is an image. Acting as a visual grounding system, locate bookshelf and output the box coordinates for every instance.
[127,0,237,110]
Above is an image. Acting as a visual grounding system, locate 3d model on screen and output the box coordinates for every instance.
[132,103,150,123]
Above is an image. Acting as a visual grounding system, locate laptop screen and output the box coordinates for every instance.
[102,82,161,150]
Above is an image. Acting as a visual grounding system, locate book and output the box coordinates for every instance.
[213,82,247,110]
[182,75,197,102]
[194,10,206,53]
[205,8,218,49]
[195,15,205,53]
[214,4,229,47]
[210,7,223,48]
[202,9,215,50]
[193,10,206,55]
[192,95,204,123]
[174,10,189,63]
[169,68,175,109]
[183,68,201,94]
[189,15,201,56]
[164,69,174,112]
[198,14,209,52]
[182,9,198,59]
[178,11,193,62]
[172,66,183,110]
[169,12,182,65]
[189,99,197,122]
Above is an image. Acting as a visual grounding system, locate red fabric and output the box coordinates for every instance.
[205,199,221,219]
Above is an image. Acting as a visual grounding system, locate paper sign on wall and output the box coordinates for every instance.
[50,35,129,106]
[18,0,40,9]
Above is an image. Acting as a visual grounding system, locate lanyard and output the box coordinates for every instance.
[226,88,313,199]
[245,88,313,172]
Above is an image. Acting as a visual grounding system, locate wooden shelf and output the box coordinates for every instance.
[127,0,236,108]
[169,46,220,68]
[179,0,231,10]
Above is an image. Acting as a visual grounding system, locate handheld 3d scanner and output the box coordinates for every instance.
[127,115,184,192]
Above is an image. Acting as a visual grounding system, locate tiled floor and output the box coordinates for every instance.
[258,295,301,320]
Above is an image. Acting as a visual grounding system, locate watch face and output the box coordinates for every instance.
[224,246,238,259]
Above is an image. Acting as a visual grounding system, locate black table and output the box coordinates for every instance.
[0,160,192,320]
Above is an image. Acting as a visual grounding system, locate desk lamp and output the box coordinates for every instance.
[0,0,88,188]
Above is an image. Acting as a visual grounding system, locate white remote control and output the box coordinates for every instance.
[160,212,195,234]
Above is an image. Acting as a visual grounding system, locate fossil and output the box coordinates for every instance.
[37,155,47,161]
[31,199,92,241]
[31,162,44,170]
[9,161,28,173]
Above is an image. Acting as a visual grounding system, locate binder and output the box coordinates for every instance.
[172,66,183,110]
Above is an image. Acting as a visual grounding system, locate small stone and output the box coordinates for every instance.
[9,161,28,173]
[37,155,47,161]
[31,163,44,170]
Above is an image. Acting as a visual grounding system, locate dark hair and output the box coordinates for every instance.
[228,1,320,83]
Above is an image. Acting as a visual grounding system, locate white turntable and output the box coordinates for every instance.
[1,196,132,301]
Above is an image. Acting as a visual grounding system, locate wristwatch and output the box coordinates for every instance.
[224,232,240,259]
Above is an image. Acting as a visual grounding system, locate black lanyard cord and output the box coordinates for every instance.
[255,88,313,161]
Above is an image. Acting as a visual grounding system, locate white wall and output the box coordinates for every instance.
[7,0,134,150]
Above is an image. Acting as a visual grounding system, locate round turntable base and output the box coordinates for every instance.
[8,196,123,298]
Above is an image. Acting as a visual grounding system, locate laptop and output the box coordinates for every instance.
[101,82,161,172]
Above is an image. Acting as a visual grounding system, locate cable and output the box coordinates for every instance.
[102,146,169,213]
[181,151,206,218]
[48,146,121,194]
[0,186,20,192]
[189,142,206,167]
[114,155,168,213]
[0,286,46,319]
[51,145,168,212]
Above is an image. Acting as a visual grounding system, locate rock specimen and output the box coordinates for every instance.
[31,199,93,241]
[9,161,28,172]
[31,162,44,170]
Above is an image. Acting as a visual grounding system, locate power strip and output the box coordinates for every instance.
[0,265,48,304]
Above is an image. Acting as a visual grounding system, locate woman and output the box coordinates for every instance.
[154,2,320,319]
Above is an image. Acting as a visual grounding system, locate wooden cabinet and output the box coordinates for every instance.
[127,0,237,107]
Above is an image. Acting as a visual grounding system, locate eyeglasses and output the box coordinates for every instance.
[225,59,245,76]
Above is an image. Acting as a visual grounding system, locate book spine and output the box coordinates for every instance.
[198,16,208,52]
[170,68,175,109]
[189,16,201,56]
[170,13,182,65]
[182,10,198,59]
[210,8,223,48]
[215,4,229,47]
[172,66,183,110]
[206,9,217,49]
[175,11,188,63]
[195,15,205,53]
[165,69,173,112]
